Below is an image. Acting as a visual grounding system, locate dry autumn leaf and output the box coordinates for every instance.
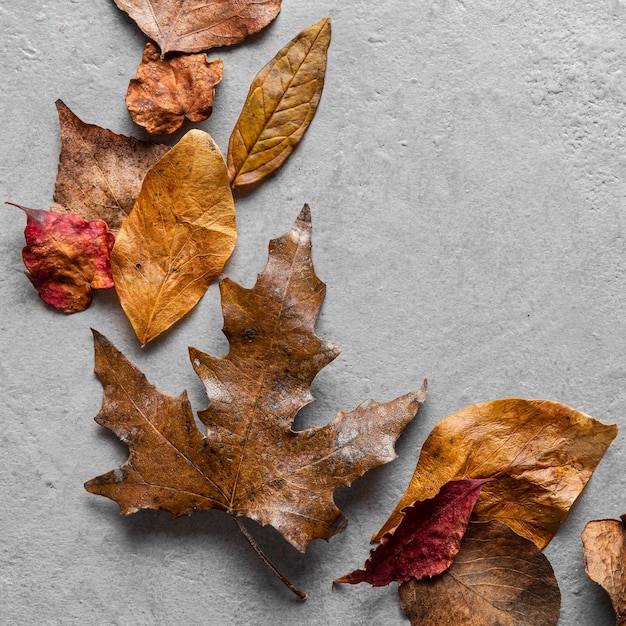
[86,206,428,556]
[374,399,617,548]
[111,129,236,345]
[126,42,224,135]
[582,515,626,624]
[399,521,561,626]
[334,478,490,587]
[9,202,114,313]
[112,0,281,55]
[53,100,168,233]
[228,18,330,187]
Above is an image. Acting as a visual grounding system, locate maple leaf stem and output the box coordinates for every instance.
[231,515,307,600]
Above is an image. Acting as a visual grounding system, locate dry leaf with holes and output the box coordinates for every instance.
[126,42,224,135]
[374,399,617,548]
[399,521,561,626]
[582,515,626,624]
[86,206,426,595]
[112,0,281,55]
[9,203,114,313]
[228,18,330,187]
[53,100,168,233]
[111,129,236,345]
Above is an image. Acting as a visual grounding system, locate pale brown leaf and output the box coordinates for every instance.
[582,515,626,625]
[112,0,281,55]
[53,100,168,233]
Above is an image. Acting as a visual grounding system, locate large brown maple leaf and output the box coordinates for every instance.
[85,206,426,552]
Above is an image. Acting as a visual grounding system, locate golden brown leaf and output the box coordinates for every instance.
[399,521,561,626]
[227,18,331,188]
[111,129,236,345]
[126,42,224,135]
[112,0,281,55]
[582,515,626,624]
[86,207,427,552]
[53,100,168,233]
[374,399,617,548]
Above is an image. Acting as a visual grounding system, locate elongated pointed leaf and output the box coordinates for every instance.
[111,130,237,345]
[335,478,490,586]
[374,399,618,548]
[227,18,331,187]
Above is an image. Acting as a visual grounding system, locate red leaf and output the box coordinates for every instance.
[334,478,490,586]
[10,203,115,313]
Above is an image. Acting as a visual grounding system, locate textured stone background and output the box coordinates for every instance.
[2,1,626,624]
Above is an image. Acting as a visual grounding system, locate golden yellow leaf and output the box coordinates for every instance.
[373,399,617,549]
[111,129,236,345]
[227,18,331,188]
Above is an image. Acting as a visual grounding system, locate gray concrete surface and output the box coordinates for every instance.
[2,0,626,624]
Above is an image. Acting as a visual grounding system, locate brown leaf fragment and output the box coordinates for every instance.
[582,516,626,624]
[113,0,282,55]
[335,478,491,587]
[399,521,561,626]
[86,206,427,552]
[10,202,114,313]
[126,42,224,135]
[374,399,618,548]
[111,129,236,345]
[228,18,331,188]
[53,100,168,233]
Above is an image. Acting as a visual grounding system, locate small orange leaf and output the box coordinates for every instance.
[227,18,331,188]
[126,42,224,135]
[112,0,281,55]
[111,129,236,345]
[374,399,617,549]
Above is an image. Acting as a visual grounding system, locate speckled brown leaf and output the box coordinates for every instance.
[111,129,236,345]
[399,521,561,626]
[126,42,224,135]
[227,18,330,188]
[582,515,626,624]
[113,0,281,55]
[374,399,617,548]
[86,206,427,552]
[53,100,168,233]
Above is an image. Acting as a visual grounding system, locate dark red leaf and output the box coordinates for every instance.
[335,478,491,586]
